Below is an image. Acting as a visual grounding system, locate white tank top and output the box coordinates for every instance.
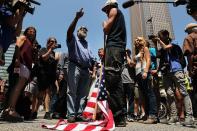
[135,52,147,75]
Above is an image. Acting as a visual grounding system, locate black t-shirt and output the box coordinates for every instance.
[106,9,126,49]
[36,48,57,89]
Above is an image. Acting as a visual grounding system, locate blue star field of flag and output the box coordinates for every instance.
[96,68,108,101]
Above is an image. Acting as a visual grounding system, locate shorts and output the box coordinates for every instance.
[24,77,38,95]
[163,71,188,97]
[134,83,143,100]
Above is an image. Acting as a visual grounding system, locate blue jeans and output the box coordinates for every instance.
[67,62,90,117]
[136,73,157,118]
[50,93,59,113]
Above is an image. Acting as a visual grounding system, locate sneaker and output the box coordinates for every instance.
[127,115,134,122]
[144,118,157,124]
[76,115,92,122]
[159,118,168,124]
[138,114,147,123]
[52,113,60,119]
[59,113,67,119]
[183,116,194,127]
[134,115,139,121]
[44,112,51,120]
[67,116,76,123]
[178,118,185,125]
[2,110,24,122]
[167,117,178,125]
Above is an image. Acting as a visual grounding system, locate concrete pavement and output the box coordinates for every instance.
[0,112,196,131]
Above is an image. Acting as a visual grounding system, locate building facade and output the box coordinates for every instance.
[130,1,174,48]
[0,44,15,80]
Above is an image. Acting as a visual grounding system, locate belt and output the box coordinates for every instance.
[69,60,88,70]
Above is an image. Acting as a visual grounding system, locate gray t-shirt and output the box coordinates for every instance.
[121,64,134,84]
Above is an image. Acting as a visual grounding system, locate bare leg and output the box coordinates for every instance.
[44,88,51,113]
[140,100,146,116]
[134,99,139,116]
[8,77,27,116]
[32,95,39,113]
[175,88,184,119]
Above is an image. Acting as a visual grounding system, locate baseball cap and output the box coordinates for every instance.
[102,0,118,12]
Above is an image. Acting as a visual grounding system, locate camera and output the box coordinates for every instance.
[186,3,197,15]
[54,44,61,49]
[160,63,170,74]
[173,0,196,7]
[173,0,188,7]
[173,0,197,20]
[5,0,41,15]
[148,35,156,40]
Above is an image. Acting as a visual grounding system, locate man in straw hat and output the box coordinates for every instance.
[102,0,127,127]
[183,23,197,119]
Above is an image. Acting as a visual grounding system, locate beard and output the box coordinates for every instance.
[77,31,87,39]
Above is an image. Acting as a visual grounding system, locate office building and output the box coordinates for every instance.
[130,1,174,47]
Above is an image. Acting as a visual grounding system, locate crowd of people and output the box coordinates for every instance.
[0,0,197,129]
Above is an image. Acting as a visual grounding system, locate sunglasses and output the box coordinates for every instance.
[79,28,88,32]
[49,40,57,43]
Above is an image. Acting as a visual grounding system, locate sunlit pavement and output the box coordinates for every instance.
[0,111,196,131]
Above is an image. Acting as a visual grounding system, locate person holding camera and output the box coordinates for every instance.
[66,8,95,123]
[174,0,197,21]
[183,23,197,119]
[186,0,197,21]
[34,37,59,119]
[0,0,27,64]
[2,26,36,122]
[156,29,194,126]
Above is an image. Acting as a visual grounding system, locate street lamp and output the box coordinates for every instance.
[122,0,181,9]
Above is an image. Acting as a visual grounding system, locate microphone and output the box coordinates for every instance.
[122,0,135,8]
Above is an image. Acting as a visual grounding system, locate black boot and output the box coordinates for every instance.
[115,115,126,127]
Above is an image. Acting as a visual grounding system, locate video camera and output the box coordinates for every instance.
[174,0,197,20]
[173,0,188,6]
[6,0,41,15]
[54,44,61,49]
[148,35,157,40]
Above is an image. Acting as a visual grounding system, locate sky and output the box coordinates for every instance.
[23,0,196,58]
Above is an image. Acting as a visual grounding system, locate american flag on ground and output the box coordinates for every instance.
[42,66,115,131]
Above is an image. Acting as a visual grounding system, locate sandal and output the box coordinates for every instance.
[3,108,24,122]
[4,113,24,122]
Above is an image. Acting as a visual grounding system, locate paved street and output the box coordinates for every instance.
[0,112,196,131]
